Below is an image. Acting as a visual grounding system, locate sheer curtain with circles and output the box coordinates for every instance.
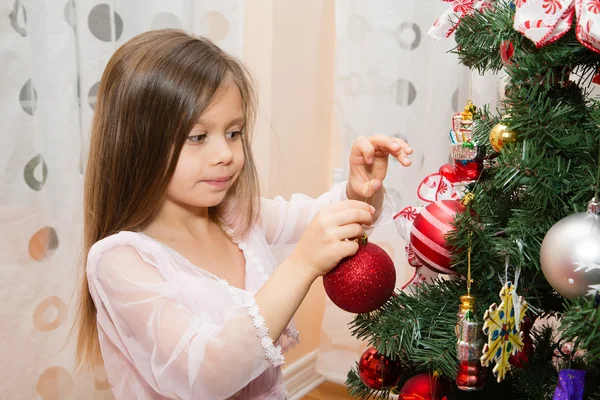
[315,0,502,383]
[0,1,242,398]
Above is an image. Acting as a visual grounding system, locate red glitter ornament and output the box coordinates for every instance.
[323,234,395,314]
[358,347,403,390]
[399,373,452,400]
[409,199,469,274]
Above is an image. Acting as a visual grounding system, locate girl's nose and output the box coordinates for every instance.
[210,136,233,165]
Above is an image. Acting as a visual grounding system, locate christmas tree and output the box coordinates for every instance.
[344,1,600,399]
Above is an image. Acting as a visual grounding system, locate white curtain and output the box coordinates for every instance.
[0,1,243,398]
[316,0,502,383]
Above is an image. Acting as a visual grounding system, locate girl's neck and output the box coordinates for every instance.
[144,199,216,241]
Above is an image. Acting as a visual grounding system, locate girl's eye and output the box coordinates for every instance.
[187,134,207,144]
[226,131,242,140]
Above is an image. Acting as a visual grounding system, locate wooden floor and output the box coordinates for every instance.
[301,381,356,400]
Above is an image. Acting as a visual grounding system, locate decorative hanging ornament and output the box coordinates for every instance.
[508,316,534,368]
[409,194,475,275]
[540,198,600,299]
[489,120,517,152]
[456,294,485,391]
[480,281,529,382]
[358,347,403,390]
[440,100,484,185]
[456,229,485,391]
[394,174,460,288]
[323,234,396,314]
[553,369,586,400]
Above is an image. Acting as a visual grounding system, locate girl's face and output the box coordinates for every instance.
[165,79,246,210]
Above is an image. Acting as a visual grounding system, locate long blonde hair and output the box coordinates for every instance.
[73,30,260,368]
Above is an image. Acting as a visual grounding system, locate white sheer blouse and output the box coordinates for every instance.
[86,181,395,399]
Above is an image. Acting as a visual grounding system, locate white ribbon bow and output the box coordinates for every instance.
[428,0,496,40]
[515,0,600,53]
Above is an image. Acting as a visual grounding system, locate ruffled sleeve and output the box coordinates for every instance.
[258,181,396,246]
[87,233,284,400]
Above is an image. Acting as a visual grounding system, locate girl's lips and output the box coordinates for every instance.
[202,177,231,189]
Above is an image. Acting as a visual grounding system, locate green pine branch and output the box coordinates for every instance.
[345,1,600,398]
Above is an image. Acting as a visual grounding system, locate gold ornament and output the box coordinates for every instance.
[459,100,478,143]
[461,99,477,121]
[489,122,517,152]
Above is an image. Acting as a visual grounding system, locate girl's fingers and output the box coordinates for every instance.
[351,136,375,165]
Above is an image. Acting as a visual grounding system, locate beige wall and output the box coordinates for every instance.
[244,0,337,365]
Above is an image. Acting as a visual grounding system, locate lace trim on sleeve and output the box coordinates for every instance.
[218,279,285,367]
[283,326,300,343]
[237,242,270,282]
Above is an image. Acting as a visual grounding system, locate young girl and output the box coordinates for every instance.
[74,30,412,400]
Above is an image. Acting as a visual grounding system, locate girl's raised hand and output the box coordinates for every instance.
[347,135,413,199]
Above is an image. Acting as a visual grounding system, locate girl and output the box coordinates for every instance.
[74,30,412,400]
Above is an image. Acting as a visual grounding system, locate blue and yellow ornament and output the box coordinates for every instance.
[480,281,528,382]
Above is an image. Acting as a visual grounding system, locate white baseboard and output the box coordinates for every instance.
[283,349,325,400]
[312,370,346,385]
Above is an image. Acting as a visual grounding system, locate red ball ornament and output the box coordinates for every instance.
[399,373,452,400]
[409,199,467,274]
[324,235,396,314]
[358,347,402,390]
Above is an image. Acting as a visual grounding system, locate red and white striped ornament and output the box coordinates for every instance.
[409,199,466,274]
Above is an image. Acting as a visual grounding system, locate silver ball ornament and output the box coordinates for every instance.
[540,202,600,299]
